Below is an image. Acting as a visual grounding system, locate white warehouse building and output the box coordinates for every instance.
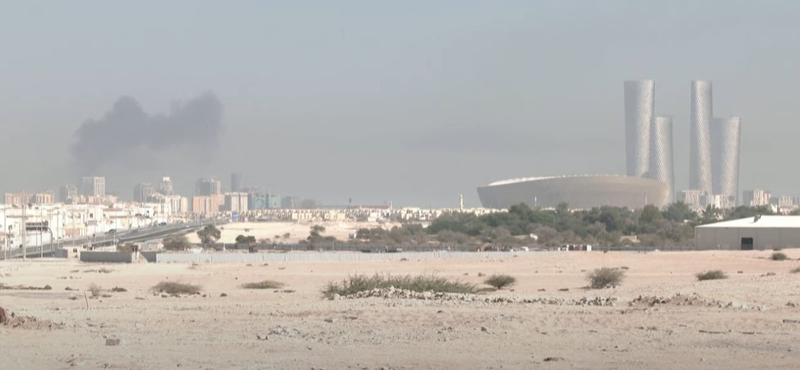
[695,216,800,250]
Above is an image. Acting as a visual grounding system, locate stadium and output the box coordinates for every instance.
[477,175,670,210]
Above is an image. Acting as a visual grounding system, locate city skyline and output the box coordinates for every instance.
[3,2,800,206]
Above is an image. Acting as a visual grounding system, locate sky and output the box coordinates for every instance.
[1,1,800,207]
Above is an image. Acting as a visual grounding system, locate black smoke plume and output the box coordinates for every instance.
[71,92,223,175]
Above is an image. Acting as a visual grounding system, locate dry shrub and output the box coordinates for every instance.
[241,280,285,289]
[696,270,728,281]
[151,281,201,295]
[110,287,127,292]
[322,273,476,298]
[790,267,800,274]
[587,267,625,289]
[484,274,517,290]
[771,252,788,261]
[88,283,102,298]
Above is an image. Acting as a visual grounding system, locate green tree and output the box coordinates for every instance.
[163,235,192,251]
[639,204,664,224]
[308,225,333,244]
[235,235,257,244]
[663,202,696,222]
[196,225,221,247]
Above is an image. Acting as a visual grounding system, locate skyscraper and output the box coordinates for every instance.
[195,177,222,196]
[134,183,155,202]
[649,116,675,203]
[160,176,174,196]
[231,173,242,193]
[624,80,655,177]
[59,184,78,203]
[81,176,106,197]
[711,116,741,204]
[690,80,713,194]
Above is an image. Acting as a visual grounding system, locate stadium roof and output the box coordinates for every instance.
[696,216,800,229]
[484,174,652,187]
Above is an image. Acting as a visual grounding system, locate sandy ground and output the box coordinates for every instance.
[2,250,800,370]
[185,221,400,244]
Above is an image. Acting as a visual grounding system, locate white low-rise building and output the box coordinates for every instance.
[695,216,800,250]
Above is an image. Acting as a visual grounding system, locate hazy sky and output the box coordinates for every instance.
[2,1,800,207]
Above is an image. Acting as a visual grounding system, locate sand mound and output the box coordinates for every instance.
[0,306,63,330]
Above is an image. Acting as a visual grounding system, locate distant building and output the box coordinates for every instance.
[677,189,703,208]
[191,195,223,215]
[478,175,670,210]
[711,116,742,205]
[169,196,189,214]
[231,173,242,193]
[624,80,655,178]
[248,192,281,209]
[59,185,78,203]
[649,116,675,203]
[195,177,222,196]
[160,177,174,196]
[281,196,301,209]
[4,192,54,206]
[225,192,248,213]
[134,183,155,202]
[690,80,713,196]
[770,195,794,209]
[81,176,106,197]
[743,189,771,207]
[702,194,736,209]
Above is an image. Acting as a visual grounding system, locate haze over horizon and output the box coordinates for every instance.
[2,1,800,207]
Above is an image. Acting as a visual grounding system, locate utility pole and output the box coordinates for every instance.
[3,206,7,260]
[21,196,26,261]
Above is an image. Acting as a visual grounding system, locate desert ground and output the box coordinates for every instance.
[2,250,800,370]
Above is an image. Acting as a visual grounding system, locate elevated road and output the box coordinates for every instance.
[0,220,223,260]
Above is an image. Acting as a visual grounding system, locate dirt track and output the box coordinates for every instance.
[1,250,800,370]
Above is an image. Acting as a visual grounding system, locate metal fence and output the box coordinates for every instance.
[156,250,553,264]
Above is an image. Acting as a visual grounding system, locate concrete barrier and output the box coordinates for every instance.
[155,251,557,264]
[80,251,135,263]
[140,251,160,263]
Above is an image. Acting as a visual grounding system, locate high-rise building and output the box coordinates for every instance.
[742,189,770,207]
[690,80,713,195]
[225,192,249,213]
[134,183,155,202]
[191,195,223,214]
[231,173,242,193]
[677,189,703,208]
[648,116,674,203]
[81,176,106,197]
[195,177,222,196]
[160,177,174,196]
[624,80,655,177]
[281,196,301,209]
[711,116,741,205]
[59,184,78,203]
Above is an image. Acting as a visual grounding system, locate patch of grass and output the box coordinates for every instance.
[790,267,800,274]
[696,270,728,281]
[151,281,202,295]
[771,252,788,261]
[587,267,625,289]
[484,274,517,290]
[110,287,127,292]
[321,273,476,298]
[241,280,285,289]
[88,283,102,298]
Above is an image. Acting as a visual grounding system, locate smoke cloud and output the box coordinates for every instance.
[71,92,223,175]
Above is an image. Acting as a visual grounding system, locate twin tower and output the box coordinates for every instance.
[624,80,741,204]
